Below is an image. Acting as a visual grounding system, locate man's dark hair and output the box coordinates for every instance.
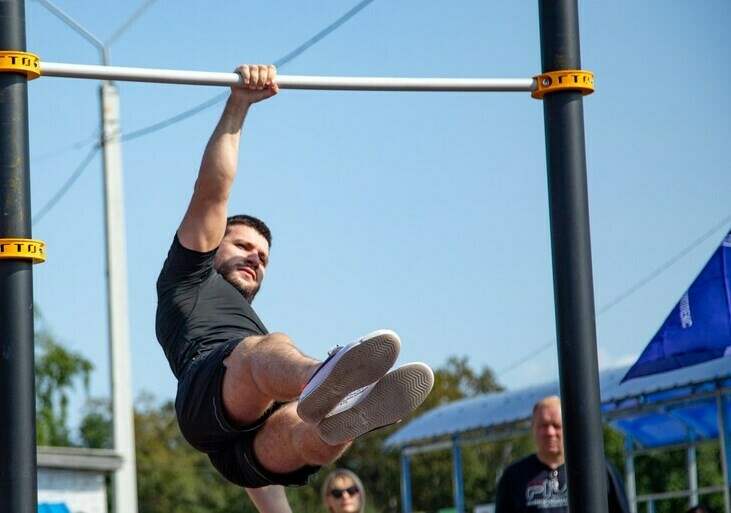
[226,214,272,248]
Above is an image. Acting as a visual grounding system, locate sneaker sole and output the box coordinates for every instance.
[316,362,434,445]
[297,330,400,424]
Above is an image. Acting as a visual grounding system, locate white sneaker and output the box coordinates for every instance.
[296,329,401,424]
[316,362,434,446]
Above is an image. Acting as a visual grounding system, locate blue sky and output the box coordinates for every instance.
[23,0,731,428]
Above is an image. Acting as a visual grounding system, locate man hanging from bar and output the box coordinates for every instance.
[155,64,434,511]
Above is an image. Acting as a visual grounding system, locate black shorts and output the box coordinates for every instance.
[175,338,320,488]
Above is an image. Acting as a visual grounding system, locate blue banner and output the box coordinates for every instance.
[38,504,71,513]
[623,232,731,381]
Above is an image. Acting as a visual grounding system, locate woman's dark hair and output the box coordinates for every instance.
[686,504,712,513]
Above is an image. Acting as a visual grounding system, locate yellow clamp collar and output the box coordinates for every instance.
[0,239,46,263]
[0,51,41,80]
[532,70,594,100]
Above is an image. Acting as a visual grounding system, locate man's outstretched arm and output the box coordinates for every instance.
[178,64,278,252]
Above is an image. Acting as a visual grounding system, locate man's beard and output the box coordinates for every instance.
[217,260,260,303]
[228,274,260,303]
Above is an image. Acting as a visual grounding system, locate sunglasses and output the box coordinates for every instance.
[329,486,359,499]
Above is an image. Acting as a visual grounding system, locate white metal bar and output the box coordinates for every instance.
[717,392,731,513]
[40,61,536,92]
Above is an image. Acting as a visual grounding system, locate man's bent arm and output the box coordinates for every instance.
[178,64,278,252]
[246,485,293,513]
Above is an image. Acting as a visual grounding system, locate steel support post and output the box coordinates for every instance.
[401,451,413,513]
[452,436,465,513]
[538,1,608,512]
[0,1,38,513]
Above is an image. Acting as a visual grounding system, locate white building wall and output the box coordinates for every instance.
[38,468,108,513]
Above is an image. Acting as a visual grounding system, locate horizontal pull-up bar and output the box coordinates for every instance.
[0,52,536,92]
[40,62,537,92]
[2,52,593,96]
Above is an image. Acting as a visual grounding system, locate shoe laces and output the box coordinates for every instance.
[327,345,343,357]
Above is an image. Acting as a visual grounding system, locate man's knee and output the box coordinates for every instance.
[237,332,293,354]
[259,332,294,349]
[226,333,293,368]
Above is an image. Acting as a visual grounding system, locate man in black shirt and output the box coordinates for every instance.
[156,65,434,511]
[495,396,630,513]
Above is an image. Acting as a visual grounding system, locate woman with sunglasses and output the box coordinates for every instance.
[321,469,366,513]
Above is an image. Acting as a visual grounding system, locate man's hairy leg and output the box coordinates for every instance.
[253,403,349,473]
[222,333,319,425]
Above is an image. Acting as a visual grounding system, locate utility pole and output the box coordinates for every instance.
[35,2,158,511]
[100,79,138,513]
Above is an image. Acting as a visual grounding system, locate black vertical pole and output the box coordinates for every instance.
[0,1,38,513]
[538,1,608,513]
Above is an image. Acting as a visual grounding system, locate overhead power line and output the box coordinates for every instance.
[595,213,731,314]
[32,0,378,222]
[120,93,227,143]
[274,0,376,68]
[105,0,159,47]
[495,213,731,379]
[120,0,378,142]
[32,131,99,162]
[32,145,100,226]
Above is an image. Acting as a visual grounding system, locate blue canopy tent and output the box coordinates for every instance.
[386,358,731,513]
[624,233,731,381]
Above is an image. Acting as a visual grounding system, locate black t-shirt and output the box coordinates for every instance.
[156,235,268,378]
[494,454,630,513]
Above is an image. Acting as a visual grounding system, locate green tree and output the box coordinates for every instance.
[405,356,507,513]
[79,398,113,449]
[35,315,93,446]
[134,394,257,513]
[696,442,725,513]
[429,356,502,406]
[629,441,725,513]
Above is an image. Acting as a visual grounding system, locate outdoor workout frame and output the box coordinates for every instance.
[0,1,606,512]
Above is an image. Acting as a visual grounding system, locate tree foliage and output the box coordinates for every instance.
[134,394,256,513]
[631,442,725,513]
[79,398,113,449]
[35,315,93,447]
